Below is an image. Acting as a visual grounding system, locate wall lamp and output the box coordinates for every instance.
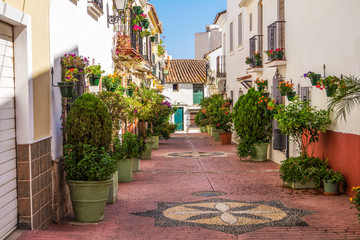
[108,0,128,24]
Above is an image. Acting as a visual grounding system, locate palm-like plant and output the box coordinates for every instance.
[328,75,360,121]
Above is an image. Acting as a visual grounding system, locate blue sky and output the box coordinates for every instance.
[150,0,227,59]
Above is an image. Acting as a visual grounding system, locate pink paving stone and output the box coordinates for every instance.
[17,133,360,240]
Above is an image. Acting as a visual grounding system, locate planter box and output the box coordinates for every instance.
[107,171,118,204]
[290,180,317,189]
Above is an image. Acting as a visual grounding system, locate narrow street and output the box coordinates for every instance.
[17,134,360,240]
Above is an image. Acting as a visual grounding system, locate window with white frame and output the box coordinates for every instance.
[229,22,233,52]
[238,13,243,46]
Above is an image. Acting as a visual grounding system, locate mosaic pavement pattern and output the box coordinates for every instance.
[132,198,314,235]
[166,152,226,158]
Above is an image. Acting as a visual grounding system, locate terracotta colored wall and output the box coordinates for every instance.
[311,130,360,194]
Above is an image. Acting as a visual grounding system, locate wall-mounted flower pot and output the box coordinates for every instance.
[89,75,101,86]
[133,6,142,15]
[150,36,156,42]
[310,74,321,86]
[58,81,75,98]
[325,85,338,97]
[141,19,149,29]
[276,51,284,60]
[287,91,296,101]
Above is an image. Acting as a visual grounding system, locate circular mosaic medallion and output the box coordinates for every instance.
[192,191,227,197]
[166,152,225,158]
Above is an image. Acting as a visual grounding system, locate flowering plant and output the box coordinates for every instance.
[278,81,294,95]
[133,25,141,32]
[127,82,137,90]
[321,168,345,183]
[102,73,122,91]
[255,78,268,90]
[350,186,360,223]
[245,56,254,65]
[265,48,284,60]
[60,54,89,69]
[303,71,321,86]
[254,51,261,61]
[140,30,151,38]
[64,68,80,82]
[86,65,105,76]
[317,75,343,89]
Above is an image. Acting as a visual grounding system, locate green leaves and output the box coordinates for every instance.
[232,88,272,157]
[113,132,143,159]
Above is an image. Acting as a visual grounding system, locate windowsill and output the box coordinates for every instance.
[87,2,104,19]
[229,51,234,56]
[238,45,244,51]
[246,66,263,73]
[265,59,287,68]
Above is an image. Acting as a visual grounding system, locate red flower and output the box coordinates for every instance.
[217,123,220,127]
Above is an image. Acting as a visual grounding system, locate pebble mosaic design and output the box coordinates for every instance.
[166,152,226,158]
[132,198,314,235]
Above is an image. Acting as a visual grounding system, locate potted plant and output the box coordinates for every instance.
[245,56,254,67]
[60,54,89,71]
[86,65,105,86]
[150,36,156,42]
[63,93,116,222]
[58,68,79,98]
[350,186,360,223]
[275,99,332,189]
[304,71,321,86]
[141,19,149,29]
[218,101,233,145]
[102,73,122,92]
[113,132,141,182]
[126,82,137,97]
[278,81,296,100]
[255,78,268,92]
[132,6,142,15]
[233,88,272,161]
[254,51,262,67]
[321,168,345,195]
[264,49,276,61]
[317,75,343,97]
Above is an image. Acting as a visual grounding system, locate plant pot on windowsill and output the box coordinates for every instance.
[287,91,296,101]
[89,75,101,86]
[58,81,76,98]
[219,132,232,145]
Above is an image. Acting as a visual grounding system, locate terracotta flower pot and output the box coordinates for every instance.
[219,132,232,145]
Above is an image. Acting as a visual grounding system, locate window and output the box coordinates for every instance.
[193,84,204,104]
[223,33,226,54]
[238,14,243,46]
[173,83,179,91]
[229,22,233,52]
[249,13,253,32]
[190,112,197,127]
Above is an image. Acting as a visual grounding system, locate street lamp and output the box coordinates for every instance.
[108,0,127,24]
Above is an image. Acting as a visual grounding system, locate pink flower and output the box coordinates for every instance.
[217,123,219,127]
[141,14,147,18]
[225,111,228,114]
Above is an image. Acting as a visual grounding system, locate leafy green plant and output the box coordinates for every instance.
[279,156,328,187]
[328,75,360,121]
[205,94,232,132]
[60,54,89,69]
[321,168,345,184]
[350,186,360,223]
[233,88,272,157]
[113,132,142,160]
[274,98,331,158]
[158,40,166,57]
[278,81,294,95]
[86,65,105,76]
[65,93,112,160]
[63,144,116,181]
[102,74,122,91]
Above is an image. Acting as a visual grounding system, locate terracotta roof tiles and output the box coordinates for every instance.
[165,59,207,83]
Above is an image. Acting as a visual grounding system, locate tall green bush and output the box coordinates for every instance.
[232,88,272,157]
[113,132,143,160]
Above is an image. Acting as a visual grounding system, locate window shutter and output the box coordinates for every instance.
[238,14,243,46]
[193,84,204,104]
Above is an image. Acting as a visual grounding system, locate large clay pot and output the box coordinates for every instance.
[219,132,232,145]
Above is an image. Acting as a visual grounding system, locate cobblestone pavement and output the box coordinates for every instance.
[18,133,360,239]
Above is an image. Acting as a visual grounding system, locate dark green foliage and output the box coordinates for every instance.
[279,156,328,187]
[195,110,201,126]
[232,88,272,157]
[65,93,112,159]
[113,132,143,160]
[63,144,117,181]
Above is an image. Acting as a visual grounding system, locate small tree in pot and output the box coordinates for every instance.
[233,88,272,161]
[64,93,116,222]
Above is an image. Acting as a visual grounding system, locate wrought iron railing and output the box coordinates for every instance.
[90,0,103,11]
[249,35,263,68]
[216,55,226,78]
[267,21,286,61]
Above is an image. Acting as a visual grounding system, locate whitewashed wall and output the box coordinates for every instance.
[49,0,115,160]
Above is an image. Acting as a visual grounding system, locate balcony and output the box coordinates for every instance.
[266,21,286,66]
[218,79,226,92]
[87,0,103,18]
[216,55,226,78]
[248,35,263,69]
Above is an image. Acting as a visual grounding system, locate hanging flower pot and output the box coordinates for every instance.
[58,81,75,98]
[325,85,338,97]
[141,19,149,29]
[150,36,156,42]
[133,6,142,15]
[89,75,101,86]
[287,91,296,101]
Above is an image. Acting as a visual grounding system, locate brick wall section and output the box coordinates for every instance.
[52,157,72,223]
[17,138,53,230]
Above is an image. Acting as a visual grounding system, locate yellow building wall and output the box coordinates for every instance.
[4,0,51,140]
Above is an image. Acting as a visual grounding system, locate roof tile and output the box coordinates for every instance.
[165,59,207,83]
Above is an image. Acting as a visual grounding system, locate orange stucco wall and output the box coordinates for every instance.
[311,130,360,194]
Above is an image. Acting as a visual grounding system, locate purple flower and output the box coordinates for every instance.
[303,73,308,78]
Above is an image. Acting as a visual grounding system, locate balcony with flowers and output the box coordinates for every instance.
[265,21,286,67]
